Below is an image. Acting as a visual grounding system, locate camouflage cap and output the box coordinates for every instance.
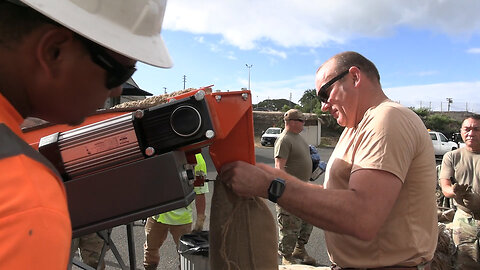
[284,109,305,121]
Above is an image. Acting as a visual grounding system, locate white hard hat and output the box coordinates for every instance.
[20,0,172,68]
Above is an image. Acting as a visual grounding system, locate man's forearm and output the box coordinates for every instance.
[440,179,455,198]
[274,157,286,171]
[276,168,401,241]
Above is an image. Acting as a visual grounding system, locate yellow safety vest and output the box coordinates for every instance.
[155,153,209,225]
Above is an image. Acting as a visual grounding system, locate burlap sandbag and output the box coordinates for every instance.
[210,180,278,270]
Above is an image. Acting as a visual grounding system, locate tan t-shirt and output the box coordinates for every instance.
[440,147,480,207]
[274,130,312,181]
[324,100,438,268]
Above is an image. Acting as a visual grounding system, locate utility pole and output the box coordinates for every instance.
[163,87,167,94]
[245,64,253,90]
[183,75,187,90]
[446,98,453,112]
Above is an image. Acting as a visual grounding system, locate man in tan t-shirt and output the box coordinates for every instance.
[440,115,480,270]
[219,51,437,269]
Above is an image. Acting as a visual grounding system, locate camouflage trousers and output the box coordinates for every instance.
[452,208,480,270]
[71,232,106,270]
[277,205,313,256]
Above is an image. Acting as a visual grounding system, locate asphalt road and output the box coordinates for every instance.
[72,146,334,270]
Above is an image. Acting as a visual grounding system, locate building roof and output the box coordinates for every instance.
[122,78,153,96]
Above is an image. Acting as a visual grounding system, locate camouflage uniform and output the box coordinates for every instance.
[440,147,480,270]
[274,109,315,265]
[71,232,106,270]
[452,208,480,270]
[277,206,313,255]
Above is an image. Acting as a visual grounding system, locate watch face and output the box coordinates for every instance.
[268,178,285,203]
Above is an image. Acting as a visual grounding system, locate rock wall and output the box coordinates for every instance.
[253,111,320,137]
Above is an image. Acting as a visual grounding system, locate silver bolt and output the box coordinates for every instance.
[215,95,222,102]
[134,110,144,119]
[205,130,215,139]
[241,93,249,101]
[144,147,155,156]
[181,171,188,182]
[194,90,205,101]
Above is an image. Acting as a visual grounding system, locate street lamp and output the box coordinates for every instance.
[245,64,253,90]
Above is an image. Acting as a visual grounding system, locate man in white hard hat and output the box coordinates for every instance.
[0,0,172,269]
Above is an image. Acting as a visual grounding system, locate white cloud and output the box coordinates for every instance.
[226,51,237,60]
[248,74,480,113]
[164,0,480,50]
[384,81,480,113]
[248,75,315,104]
[416,70,438,77]
[194,36,205,43]
[259,47,287,59]
[192,36,238,60]
[467,48,480,54]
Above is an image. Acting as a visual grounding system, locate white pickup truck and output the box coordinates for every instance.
[260,127,282,146]
[429,131,458,158]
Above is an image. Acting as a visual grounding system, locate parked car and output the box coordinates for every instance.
[429,131,458,158]
[451,132,466,148]
[260,127,282,146]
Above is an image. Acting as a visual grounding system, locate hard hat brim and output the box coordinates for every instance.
[22,0,173,68]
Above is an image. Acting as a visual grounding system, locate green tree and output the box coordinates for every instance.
[409,108,461,137]
[298,89,320,113]
[425,114,461,135]
[411,107,431,120]
[313,102,324,115]
[281,105,290,112]
[257,99,295,111]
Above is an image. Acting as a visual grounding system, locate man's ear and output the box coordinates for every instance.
[35,27,75,78]
[349,66,361,87]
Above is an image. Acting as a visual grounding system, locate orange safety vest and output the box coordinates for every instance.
[0,94,71,269]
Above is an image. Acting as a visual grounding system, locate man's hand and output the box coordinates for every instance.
[453,183,470,207]
[192,214,206,232]
[463,191,480,218]
[453,183,480,218]
[219,161,276,198]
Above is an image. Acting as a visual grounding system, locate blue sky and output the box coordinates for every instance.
[132,0,480,113]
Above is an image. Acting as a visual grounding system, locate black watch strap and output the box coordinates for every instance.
[268,178,286,203]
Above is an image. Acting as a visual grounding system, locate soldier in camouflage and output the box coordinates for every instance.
[440,115,480,270]
[274,109,318,266]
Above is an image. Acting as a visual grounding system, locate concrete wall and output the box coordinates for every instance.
[300,120,322,146]
[253,111,322,146]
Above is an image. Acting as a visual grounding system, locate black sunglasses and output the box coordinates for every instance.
[290,119,304,123]
[317,69,349,103]
[77,35,137,89]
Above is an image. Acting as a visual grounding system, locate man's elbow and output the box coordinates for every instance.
[351,220,381,241]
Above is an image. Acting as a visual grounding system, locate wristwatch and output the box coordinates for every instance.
[268,178,286,203]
